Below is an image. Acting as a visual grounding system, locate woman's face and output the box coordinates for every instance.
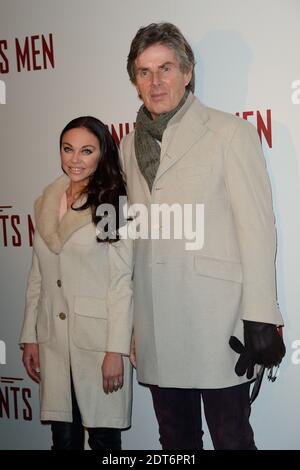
[61,127,100,184]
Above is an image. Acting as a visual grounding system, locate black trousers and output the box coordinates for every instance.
[149,382,257,450]
[51,378,121,450]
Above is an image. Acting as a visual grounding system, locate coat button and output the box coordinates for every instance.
[59,312,66,320]
[57,280,62,288]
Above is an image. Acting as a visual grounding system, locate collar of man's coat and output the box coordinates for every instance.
[34,174,92,254]
[148,94,210,188]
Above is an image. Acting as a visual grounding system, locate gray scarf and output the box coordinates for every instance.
[134,90,189,191]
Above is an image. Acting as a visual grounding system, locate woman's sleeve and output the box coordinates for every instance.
[106,236,134,355]
[19,248,42,345]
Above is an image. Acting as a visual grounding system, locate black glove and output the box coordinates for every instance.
[229,335,256,379]
[230,321,286,378]
[243,320,286,367]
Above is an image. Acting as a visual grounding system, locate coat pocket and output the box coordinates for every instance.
[36,296,50,344]
[176,164,212,181]
[73,296,108,351]
[194,255,242,283]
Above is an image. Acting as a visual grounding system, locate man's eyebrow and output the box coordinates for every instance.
[158,61,175,68]
[137,61,175,71]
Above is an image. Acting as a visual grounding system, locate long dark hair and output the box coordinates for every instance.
[60,116,127,243]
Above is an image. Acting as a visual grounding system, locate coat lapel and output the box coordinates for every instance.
[154,97,209,184]
[35,174,92,254]
[132,146,152,201]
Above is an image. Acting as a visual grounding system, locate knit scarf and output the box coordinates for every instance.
[134,90,189,191]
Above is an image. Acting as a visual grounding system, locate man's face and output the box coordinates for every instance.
[134,43,192,120]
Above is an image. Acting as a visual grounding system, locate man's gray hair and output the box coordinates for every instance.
[127,23,195,93]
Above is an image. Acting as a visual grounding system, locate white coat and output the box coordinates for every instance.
[20,175,133,427]
[120,93,283,389]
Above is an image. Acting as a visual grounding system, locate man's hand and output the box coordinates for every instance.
[230,321,285,378]
[229,336,256,378]
[102,352,124,394]
[244,320,286,367]
[22,343,41,383]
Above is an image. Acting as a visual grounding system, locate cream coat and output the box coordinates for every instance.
[120,93,283,389]
[20,175,133,427]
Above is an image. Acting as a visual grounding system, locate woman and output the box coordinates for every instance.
[19,116,133,450]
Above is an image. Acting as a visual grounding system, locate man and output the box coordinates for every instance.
[120,22,285,450]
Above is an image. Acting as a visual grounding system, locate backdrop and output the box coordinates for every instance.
[0,0,299,450]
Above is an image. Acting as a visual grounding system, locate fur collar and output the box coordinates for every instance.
[34,174,92,254]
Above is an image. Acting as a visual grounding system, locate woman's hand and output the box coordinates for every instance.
[22,343,41,383]
[130,333,136,368]
[101,352,124,394]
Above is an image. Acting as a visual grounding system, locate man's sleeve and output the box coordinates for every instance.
[224,118,283,325]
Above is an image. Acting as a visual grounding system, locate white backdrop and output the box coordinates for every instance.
[0,0,300,450]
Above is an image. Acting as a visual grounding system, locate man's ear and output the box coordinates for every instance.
[184,67,193,87]
[135,86,142,100]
